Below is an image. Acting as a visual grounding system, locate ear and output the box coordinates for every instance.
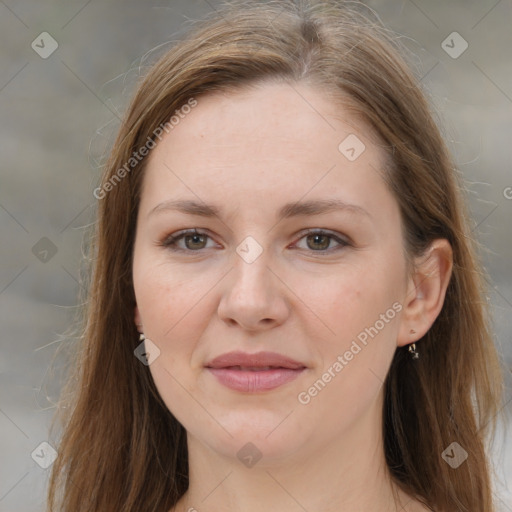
[397,239,453,347]
[134,306,143,332]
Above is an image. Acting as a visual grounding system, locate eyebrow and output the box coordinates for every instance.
[148,198,371,221]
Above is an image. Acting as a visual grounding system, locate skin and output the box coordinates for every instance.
[132,81,452,512]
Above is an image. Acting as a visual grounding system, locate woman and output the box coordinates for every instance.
[48,1,505,511]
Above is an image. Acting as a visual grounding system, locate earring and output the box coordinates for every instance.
[139,332,145,342]
[408,342,419,359]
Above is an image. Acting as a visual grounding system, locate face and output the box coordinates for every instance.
[132,81,410,464]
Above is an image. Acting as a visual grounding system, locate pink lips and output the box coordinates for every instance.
[205,351,307,392]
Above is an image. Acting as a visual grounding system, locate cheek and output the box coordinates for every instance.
[133,254,210,339]
[132,257,222,394]
[298,264,399,339]
[133,265,213,417]
[295,272,401,431]
[298,256,404,377]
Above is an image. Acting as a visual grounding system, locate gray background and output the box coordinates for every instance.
[0,0,511,510]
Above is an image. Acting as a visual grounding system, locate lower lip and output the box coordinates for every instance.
[206,367,306,392]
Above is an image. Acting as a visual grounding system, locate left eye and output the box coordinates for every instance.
[293,230,349,252]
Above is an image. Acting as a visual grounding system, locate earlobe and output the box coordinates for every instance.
[397,239,453,347]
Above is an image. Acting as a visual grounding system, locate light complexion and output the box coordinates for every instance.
[132,81,452,512]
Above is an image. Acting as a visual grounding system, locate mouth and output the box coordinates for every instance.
[204,351,307,392]
[219,365,296,371]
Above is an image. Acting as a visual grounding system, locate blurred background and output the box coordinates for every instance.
[0,0,511,510]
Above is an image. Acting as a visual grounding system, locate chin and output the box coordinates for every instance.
[190,410,309,466]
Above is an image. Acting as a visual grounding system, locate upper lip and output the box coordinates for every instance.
[205,351,306,370]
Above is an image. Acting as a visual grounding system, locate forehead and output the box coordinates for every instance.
[152,82,376,161]
[140,81,393,221]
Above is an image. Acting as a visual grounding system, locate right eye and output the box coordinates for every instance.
[161,229,217,252]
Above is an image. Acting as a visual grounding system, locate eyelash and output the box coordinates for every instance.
[160,228,350,255]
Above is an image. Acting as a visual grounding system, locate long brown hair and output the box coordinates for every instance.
[48,1,505,510]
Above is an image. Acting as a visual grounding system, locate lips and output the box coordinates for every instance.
[205,351,306,370]
[222,366,282,371]
[205,351,307,392]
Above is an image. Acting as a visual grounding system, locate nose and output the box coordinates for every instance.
[217,250,290,332]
